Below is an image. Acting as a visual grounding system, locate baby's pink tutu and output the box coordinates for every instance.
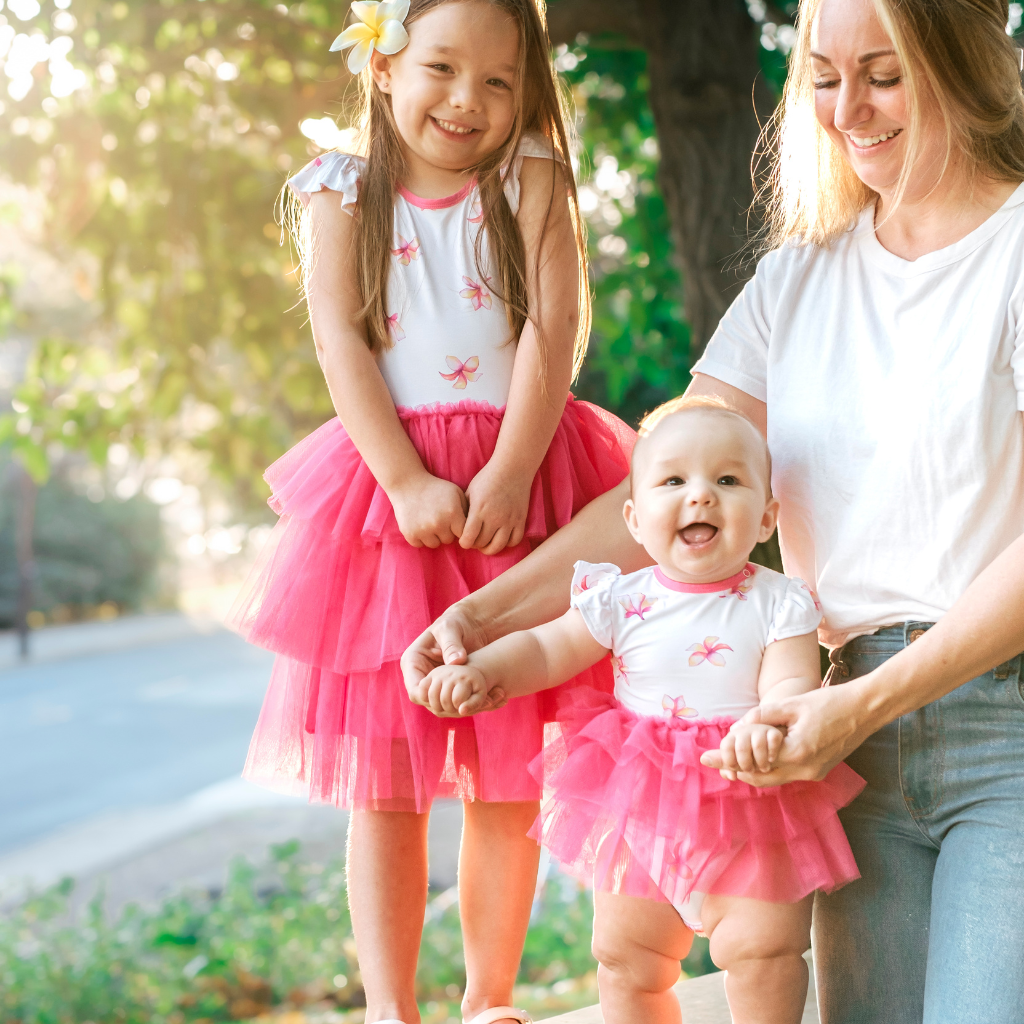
[229,398,633,812]
[529,689,866,906]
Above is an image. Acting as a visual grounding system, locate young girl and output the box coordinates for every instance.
[228,2,632,1023]
[415,397,866,1024]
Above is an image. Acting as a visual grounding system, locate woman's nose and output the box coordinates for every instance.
[833,79,872,134]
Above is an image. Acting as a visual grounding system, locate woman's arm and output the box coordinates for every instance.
[460,158,580,555]
[307,192,467,548]
[400,373,761,691]
[412,609,608,717]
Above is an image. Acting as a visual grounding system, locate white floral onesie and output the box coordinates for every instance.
[287,133,562,409]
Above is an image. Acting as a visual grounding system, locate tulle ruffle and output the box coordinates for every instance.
[231,398,634,811]
[529,689,865,906]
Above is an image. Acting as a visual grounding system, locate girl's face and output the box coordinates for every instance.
[624,413,779,585]
[811,0,946,198]
[372,1,519,176]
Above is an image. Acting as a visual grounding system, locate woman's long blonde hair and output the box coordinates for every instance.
[286,0,590,376]
[761,0,1024,249]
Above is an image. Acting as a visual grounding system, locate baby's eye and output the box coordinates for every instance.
[664,476,684,487]
[717,475,738,486]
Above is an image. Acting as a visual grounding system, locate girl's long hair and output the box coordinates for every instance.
[759,0,1024,250]
[286,0,590,378]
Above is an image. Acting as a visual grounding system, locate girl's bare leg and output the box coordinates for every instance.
[592,891,695,1024]
[459,800,541,1022]
[702,893,813,1024]
[347,808,431,1024]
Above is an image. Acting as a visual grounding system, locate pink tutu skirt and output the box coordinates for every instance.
[529,690,866,907]
[229,397,633,812]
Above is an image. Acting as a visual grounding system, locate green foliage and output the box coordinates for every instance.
[0,843,626,1024]
[564,42,690,428]
[0,458,163,627]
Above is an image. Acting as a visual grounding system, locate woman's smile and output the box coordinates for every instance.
[848,127,902,150]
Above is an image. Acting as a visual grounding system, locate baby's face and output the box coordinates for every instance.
[624,412,779,584]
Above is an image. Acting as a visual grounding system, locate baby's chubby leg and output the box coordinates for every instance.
[702,892,812,1024]
[592,891,694,1024]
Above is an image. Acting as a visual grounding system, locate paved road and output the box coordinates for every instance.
[0,623,275,856]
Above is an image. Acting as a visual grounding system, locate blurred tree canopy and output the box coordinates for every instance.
[0,0,795,512]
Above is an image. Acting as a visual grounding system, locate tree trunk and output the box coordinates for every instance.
[640,0,774,357]
[548,0,773,358]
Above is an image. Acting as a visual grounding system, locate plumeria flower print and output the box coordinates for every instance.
[801,583,822,612]
[387,313,405,341]
[611,654,629,686]
[687,636,733,667]
[439,355,481,389]
[662,694,699,718]
[572,574,597,596]
[460,276,492,311]
[719,578,753,601]
[330,0,410,75]
[468,197,485,224]
[391,235,420,265]
[619,594,656,620]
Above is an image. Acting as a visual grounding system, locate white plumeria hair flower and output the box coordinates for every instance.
[331,0,411,75]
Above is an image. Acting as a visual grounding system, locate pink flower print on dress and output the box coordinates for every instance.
[460,276,492,311]
[687,636,733,667]
[314,157,323,166]
[801,583,823,612]
[572,574,597,597]
[719,577,753,601]
[468,197,484,224]
[391,235,420,265]
[611,654,629,687]
[619,593,656,620]
[387,313,405,341]
[439,355,481,389]
[662,694,699,718]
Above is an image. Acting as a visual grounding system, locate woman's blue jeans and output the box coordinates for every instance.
[813,623,1024,1024]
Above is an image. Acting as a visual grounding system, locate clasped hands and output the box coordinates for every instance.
[387,461,531,554]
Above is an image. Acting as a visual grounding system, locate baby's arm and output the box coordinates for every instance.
[307,193,467,548]
[717,632,821,778]
[413,607,608,717]
[460,158,579,555]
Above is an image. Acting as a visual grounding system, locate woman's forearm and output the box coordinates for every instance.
[461,480,652,643]
[854,531,1024,730]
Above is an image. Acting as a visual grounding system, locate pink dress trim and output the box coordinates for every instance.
[653,563,756,594]
[398,179,475,210]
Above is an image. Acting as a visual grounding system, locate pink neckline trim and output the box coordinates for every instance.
[398,179,474,210]
[654,563,756,593]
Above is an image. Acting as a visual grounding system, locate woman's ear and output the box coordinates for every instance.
[623,498,643,545]
[758,497,780,543]
[370,51,393,92]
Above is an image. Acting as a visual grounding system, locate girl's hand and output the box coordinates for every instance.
[414,663,498,717]
[715,707,785,781]
[388,472,468,548]
[460,462,532,555]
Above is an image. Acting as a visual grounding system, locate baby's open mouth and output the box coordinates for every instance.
[681,523,718,545]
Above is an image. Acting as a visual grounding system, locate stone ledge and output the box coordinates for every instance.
[542,954,817,1023]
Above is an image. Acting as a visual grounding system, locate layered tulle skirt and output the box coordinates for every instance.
[529,690,866,910]
[229,398,633,812]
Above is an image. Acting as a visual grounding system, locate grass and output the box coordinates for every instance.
[0,841,714,1023]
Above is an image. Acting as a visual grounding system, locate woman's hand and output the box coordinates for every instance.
[388,472,468,548]
[401,601,509,711]
[700,682,872,787]
[460,462,532,555]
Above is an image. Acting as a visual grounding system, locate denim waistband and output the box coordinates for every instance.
[827,621,1021,685]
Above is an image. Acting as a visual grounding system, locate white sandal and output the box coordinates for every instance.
[463,1009,533,1024]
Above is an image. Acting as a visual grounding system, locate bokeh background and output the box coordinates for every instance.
[4,1,991,1022]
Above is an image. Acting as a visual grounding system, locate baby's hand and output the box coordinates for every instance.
[416,663,495,718]
[716,706,786,781]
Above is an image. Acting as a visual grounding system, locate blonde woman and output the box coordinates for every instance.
[403,0,1024,1020]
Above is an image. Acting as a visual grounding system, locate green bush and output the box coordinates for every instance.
[0,463,163,628]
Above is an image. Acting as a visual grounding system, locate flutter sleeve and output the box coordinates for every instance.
[502,131,566,215]
[766,577,823,644]
[287,151,365,215]
[569,561,621,649]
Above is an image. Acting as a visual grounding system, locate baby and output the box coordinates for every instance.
[414,396,864,1024]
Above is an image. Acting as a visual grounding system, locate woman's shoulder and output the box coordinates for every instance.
[287,151,366,212]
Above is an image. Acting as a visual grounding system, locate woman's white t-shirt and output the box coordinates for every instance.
[693,185,1024,646]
